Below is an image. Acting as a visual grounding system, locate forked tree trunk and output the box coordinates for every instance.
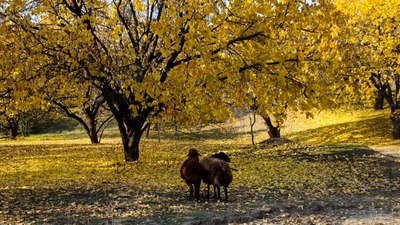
[55,99,111,144]
[61,109,101,144]
[102,84,152,162]
[390,103,400,139]
[122,130,145,161]
[370,73,400,139]
[391,75,400,138]
[117,117,150,162]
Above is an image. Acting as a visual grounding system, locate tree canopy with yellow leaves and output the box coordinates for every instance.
[2,0,395,161]
[0,11,48,138]
[335,0,400,138]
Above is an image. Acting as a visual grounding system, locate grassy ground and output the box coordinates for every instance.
[0,108,400,224]
[284,108,400,147]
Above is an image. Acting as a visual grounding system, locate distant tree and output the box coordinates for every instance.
[0,115,19,139]
[336,0,400,138]
[230,1,347,139]
[0,18,47,139]
[48,80,113,144]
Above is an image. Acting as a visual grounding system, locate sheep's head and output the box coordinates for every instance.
[211,152,231,162]
[188,148,201,159]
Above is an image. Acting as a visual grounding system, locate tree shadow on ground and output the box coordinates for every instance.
[286,113,400,146]
[145,127,268,141]
[0,185,121,224]
[288,144,377,162]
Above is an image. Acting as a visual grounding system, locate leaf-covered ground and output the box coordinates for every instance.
[1,109,400,224]
[1,139,399,224]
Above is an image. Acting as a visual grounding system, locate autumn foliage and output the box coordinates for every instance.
[0,0,399,162]
[1,0,380,161]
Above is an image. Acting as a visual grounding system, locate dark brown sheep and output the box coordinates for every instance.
[180,148,203,201]
[211,152,231,162]
[200,154,233,202]
[209,152,231,198]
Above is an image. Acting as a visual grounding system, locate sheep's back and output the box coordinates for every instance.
[200,157,220,171]
[200,157,232,186]
[180,158,202,183]
[215,166,232,186]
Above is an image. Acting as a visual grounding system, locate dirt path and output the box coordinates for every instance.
[181,194,400,225]
[372,146,400,159]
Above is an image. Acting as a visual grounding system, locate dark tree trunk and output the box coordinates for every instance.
[89,118,100,144]
[8,118,19,139]
[391,75,400,138]
[371,73,386,110]
[391,113,400,139]
[262,116,281,138]
[10,124,18,139]
[57,104,101,144]
[115,114,150,162]
[102,84,152,162]
[389,101,400,139]
[54,94,109,144]
[370,73,400,139]
[385,103,400,140]
[122,130,145,161]
[374,91,384,110]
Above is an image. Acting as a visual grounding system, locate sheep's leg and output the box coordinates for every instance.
[194,180,201,201]
[213,185,217,198]
[188,183,193,200]
[216,186,221,199]
[206,184,210,199]
[224,186,228,202]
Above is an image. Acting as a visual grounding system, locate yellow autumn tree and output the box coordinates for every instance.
[229,0,347,138]
[157,1,351,140]
[335,0,400,138]
[3,0,272,161]
[1,0,367,161]
[0,12,48,138]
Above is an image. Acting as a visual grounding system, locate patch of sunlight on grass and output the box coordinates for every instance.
[204,107,400,147]
[0,141,125,188]
[283,108,400,146]
[283,108,385,134]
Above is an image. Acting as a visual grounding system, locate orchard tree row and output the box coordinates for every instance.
[0,0,399,161]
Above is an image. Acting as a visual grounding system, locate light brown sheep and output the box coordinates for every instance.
[200,156,233,202]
